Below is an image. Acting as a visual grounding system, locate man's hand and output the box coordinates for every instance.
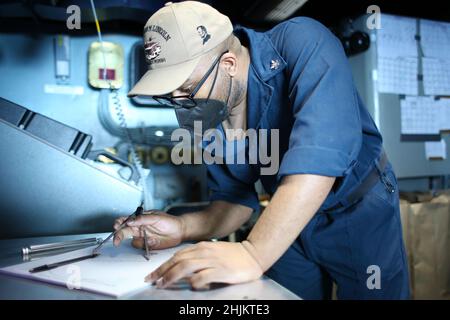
[145,241,263,290]
[112,200,252,253]
[113,211,185,250]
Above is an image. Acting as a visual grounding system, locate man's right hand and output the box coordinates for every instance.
[113,211,185,250]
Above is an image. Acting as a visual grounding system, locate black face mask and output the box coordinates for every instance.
[174,97,229,134]
[174,66,232,135]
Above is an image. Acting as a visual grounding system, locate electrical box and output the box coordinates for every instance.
[88,41,124,89]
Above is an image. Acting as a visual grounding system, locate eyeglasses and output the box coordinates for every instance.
[153,50,229,108]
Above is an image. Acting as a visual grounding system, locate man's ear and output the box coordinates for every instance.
[220,52,238,77]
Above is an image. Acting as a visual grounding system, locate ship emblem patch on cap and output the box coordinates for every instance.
[197,25,211,45]
[144,39,163,63]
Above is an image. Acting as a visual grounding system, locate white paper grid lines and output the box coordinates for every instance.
[401,96,440,135]
[422,58,450,96]
[420,19,450,60]
[378,57,418,95]
[377,14,418,58]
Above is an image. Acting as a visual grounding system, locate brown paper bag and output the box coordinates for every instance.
[406,192,450,299]
[399,199,413,293]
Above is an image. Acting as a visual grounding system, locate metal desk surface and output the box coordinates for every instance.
[0,233,300,300]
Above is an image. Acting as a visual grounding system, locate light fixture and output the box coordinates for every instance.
[245,0,309,23]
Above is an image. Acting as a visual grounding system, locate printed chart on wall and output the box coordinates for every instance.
[420,19,450,96]
[400,96,450,160]
[376,14,418,95]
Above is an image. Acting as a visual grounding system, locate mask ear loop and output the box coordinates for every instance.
[225,74,232,106]
[206,59,221,102]
[208,57,233,109]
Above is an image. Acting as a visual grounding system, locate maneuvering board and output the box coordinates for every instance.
[0,240,191,297]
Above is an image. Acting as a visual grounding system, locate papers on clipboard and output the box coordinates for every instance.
[376,14,419,95]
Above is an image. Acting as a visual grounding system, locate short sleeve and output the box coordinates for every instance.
[276,18,362,180]
[206,162,259,212]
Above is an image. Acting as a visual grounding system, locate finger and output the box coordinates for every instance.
[137,223,162,249]
[147,259,212,288]
[144,236,163,249]
[126,213,159,227]
[147,248,197,283]
[113,226,139,246]
[132,235,170,251]
[132,236,160,249]
[131,237,144,249]
[113,217,126,230]
[159,259,212,289]
[189,269,218,290]
[147,247,195,282]
[147,256,179,283]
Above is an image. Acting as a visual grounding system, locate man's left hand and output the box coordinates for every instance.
[145,241,263,290]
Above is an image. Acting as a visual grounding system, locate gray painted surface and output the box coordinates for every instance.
[0,119,142,238]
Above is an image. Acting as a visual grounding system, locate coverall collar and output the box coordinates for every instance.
[234,26,287,129]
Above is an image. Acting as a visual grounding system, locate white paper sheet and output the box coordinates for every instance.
[378,57,418,95]
[420,19,450,60]
[0,240,192,297]
[438,98,450,131]
[422,58,450,96]
[425,140,447,160]
[400,96,440,135]
[376,14,418,95]
[377,14,418,58]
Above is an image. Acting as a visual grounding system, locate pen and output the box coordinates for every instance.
[29,253,99,273]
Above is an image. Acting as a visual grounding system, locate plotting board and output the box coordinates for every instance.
[0,240,191,297]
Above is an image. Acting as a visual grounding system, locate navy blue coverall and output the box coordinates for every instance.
[204,17,410,299]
